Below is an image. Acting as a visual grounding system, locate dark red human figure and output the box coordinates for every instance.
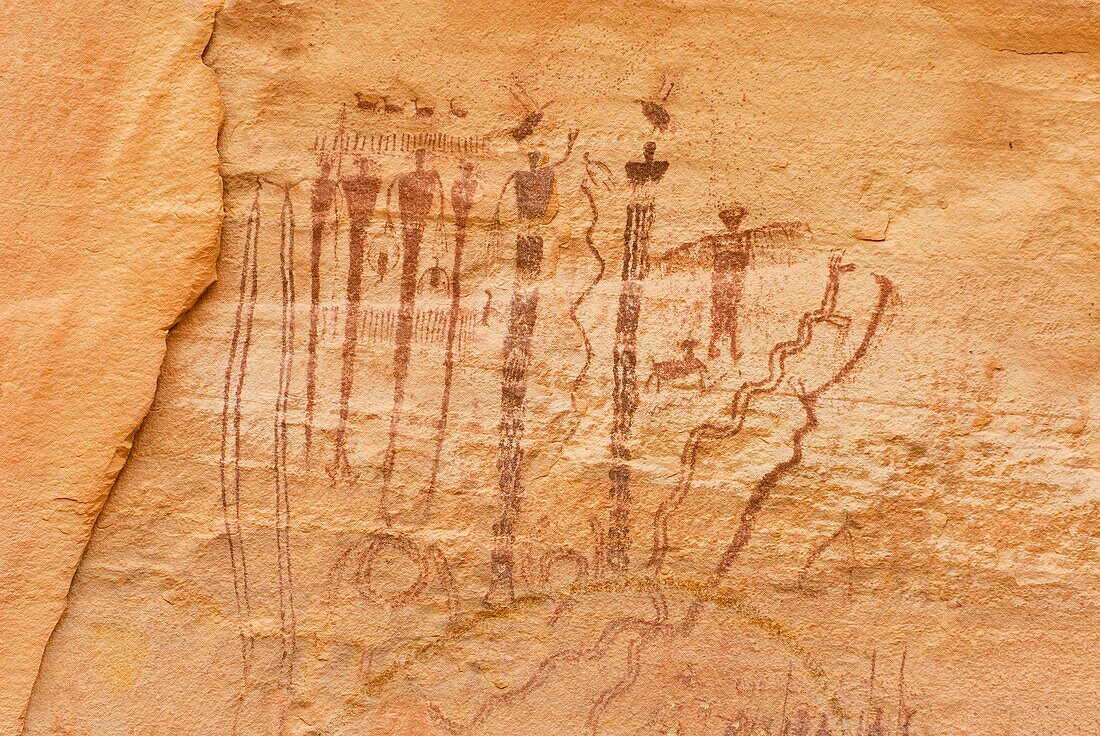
[417,256,451,296]
[374,250,390,284]
[494,130,578,278]
[701,206,750,361]
[305,155,338,456]
[623,140,670,190]
[451,161,480,227]
[380,148,444,520]
[427,161,481,500]
[484,130,577,607]
[330,156,381,480]
[607,141,668,573]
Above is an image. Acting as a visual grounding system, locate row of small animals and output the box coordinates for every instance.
[354,74,675,143]
[355,93,468,118]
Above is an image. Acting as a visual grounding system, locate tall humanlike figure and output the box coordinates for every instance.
[427,161,482,501]
[607,141,669,573]
[484,130,577,606]
[380,149,444,521]
[305,155,338,456]
[330,156,382,480]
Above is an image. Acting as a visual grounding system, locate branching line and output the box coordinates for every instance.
[649,256,856,571]
[421,261,896,736]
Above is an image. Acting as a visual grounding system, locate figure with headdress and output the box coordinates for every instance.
[703,206,751,361]
[484,130,578,607]
[606,141,671,573]
[658,205,811,363]
[493,130,579,276]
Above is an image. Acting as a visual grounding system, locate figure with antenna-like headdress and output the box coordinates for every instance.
[657,204,815,363]
[484,129,578,607]
[605,141,671,573]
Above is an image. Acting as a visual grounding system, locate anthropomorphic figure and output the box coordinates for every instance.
[380,149,445,518]
[481,289,500,326]
[494,130,578,278]
[658,204,811,363]
[426,161,483,498]
[418,256,451,295]
[606,141,669,573]
[624,140,670,187]
[451,160,480,229]
[700,206,751,361]
[867,707,886,736]
[374,249,390,284]
[330,156,382,478]
[485,131,578,607]
[305,154,339,453]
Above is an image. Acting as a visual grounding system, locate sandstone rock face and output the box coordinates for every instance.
[0,1,221,732]
[7,1,1099,735]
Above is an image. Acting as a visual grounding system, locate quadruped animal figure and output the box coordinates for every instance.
[355,92,437,118]
[381,96,404,115]
[354,92,378,112]
[646,338,708,393]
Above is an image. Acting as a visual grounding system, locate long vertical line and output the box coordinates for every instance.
[218,201,250,661]
[484,232,542,607]
[331,112,346,275]
[486,285,540,606]
[332,178,374,478]
[870,648,877,703]
[607,200,654,572]
[304,117,343,457]
[780,663,793,733]
[604,145,667,574]
[219,185,260,673]
[234,192,261,624]
[274,187,297,704]
[897,646,907,733]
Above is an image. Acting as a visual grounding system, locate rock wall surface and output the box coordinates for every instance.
[8,1,1100,735]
